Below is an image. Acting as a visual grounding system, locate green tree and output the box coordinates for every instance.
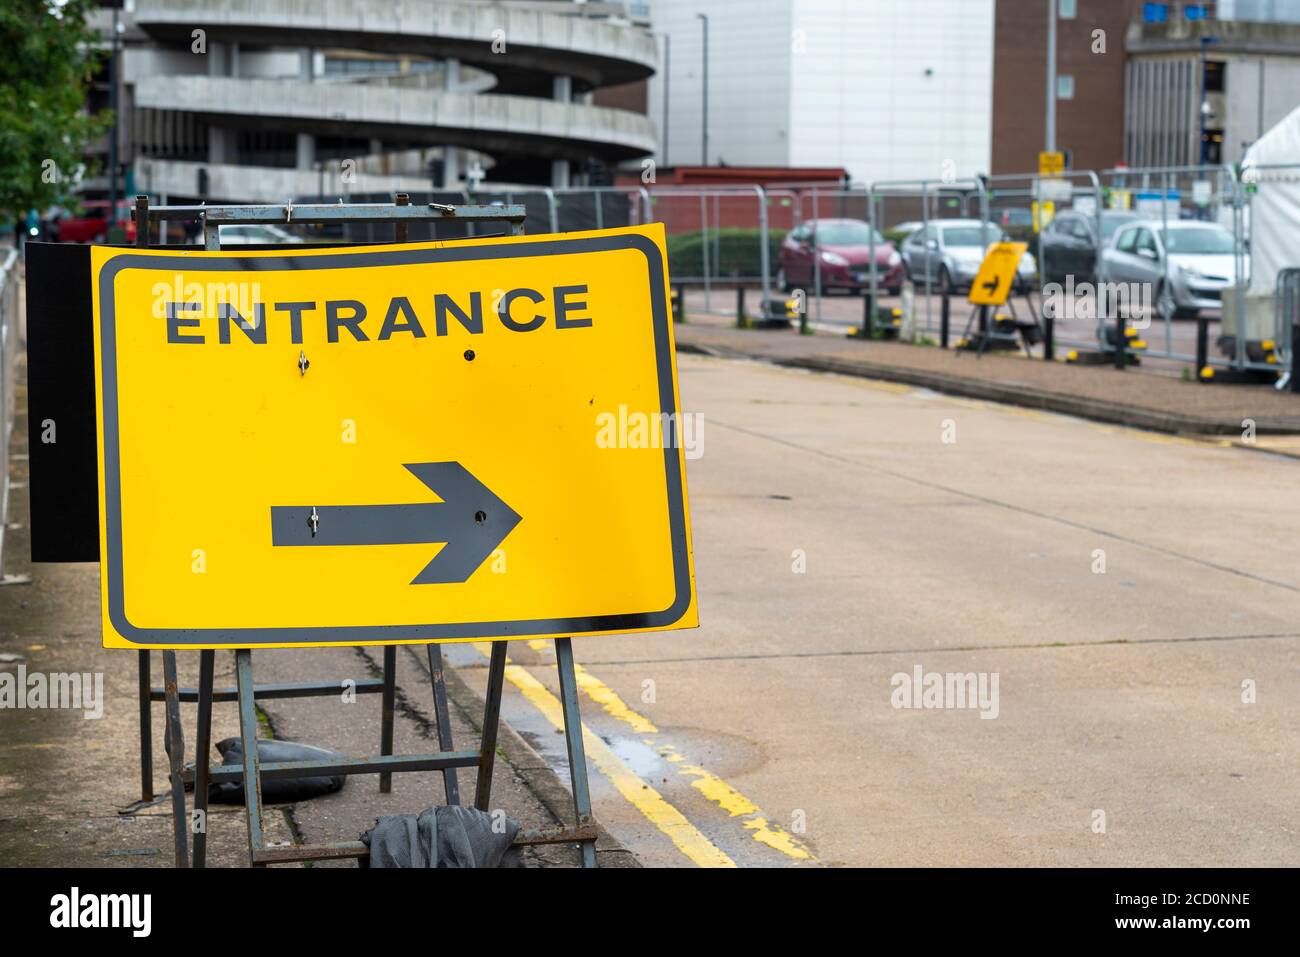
[0,0,111,223]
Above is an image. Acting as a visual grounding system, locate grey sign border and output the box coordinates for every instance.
[97,234,692,645]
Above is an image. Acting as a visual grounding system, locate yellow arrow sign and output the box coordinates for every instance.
[967,241,1028,307]
[91,225,697,649]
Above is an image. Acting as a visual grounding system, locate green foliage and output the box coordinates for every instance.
[0,0,111,221]
[666,228,786,280]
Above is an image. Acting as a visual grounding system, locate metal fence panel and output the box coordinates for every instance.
[0,249,21,570]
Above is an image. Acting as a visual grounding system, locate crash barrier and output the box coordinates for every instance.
[0,249,19,573]
[23,196,708,868]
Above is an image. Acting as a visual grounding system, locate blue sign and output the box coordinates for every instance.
[1143,2,1168,23]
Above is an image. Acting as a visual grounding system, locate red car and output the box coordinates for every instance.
[777,218,904,295]
[57,200,136,243]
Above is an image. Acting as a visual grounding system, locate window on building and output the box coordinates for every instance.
[1059,0,1077,18]
[1204,60,1224,93]
[1057,75,1075,100]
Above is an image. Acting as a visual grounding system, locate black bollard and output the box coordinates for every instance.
[1197,315,1211,383]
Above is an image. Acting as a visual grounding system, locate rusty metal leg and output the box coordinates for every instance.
[161,650,189,867]
[235,649,266,867]
[379,644,396,793]
[554,637,597,869]
[474,641,508,811]
[426,644,460,805]
[192,649,215,868]
[138,650,153,803]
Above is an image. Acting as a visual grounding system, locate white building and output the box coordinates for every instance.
[648,0,995,183]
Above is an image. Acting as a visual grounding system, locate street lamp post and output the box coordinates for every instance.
[1198,36,1218,166]
[109,7,121,232]
[662,33,671,167]
[1046,0,1057,154]
[697,13,708,167]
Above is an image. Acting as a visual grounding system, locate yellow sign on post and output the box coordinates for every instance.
[91,225,697,649]
[967,241,1029,307]
[1039,151,1065,176]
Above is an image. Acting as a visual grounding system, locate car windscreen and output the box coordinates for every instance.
[816,222,883,246]
[1101,215,1136,240]
[1160,228,1235,255]
[942,226,1004,247]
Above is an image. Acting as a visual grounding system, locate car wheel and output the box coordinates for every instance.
[939,266,955,296]
[1156,281,1176,320]
[886,286,901,297]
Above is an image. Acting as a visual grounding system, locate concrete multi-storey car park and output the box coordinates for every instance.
[94,0,658,204]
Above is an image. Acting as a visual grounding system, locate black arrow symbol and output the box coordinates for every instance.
[980,277,1001,295]
[270,462,522,584]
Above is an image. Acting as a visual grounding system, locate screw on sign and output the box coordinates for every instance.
[90,225,698,649]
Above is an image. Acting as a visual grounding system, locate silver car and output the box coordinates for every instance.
[899,219,1036,294]
[1100,220,1245,318]
[217,224,306,245]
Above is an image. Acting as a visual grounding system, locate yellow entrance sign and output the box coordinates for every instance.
[91,225,697,649]
[968,241,1028,307]
[1039,151,1065,176]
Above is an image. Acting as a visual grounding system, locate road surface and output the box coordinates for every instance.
[449,352,1300,867]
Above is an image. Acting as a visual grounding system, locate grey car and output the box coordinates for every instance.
[899,219,1036,294]
[1099,220,1245,319]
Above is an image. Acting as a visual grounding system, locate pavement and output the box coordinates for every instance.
[675,289,1300,436]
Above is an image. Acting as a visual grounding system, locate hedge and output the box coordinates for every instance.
[666,228,786,280]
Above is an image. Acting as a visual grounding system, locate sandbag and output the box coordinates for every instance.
[207,738,347,805]
[361,805,522,868]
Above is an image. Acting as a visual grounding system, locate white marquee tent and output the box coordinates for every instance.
[1241,104,1300,297]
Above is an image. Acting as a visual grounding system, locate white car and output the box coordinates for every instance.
[217,224,305,245]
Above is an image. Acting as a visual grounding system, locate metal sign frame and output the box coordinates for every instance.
[127,196,598,868]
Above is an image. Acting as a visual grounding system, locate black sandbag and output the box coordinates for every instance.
[208,738,347,805]
[361,805,522,868]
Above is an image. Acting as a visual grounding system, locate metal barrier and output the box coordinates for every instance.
[626,162,1292,383]
[0,248,20,572]
[211,169,1289,383]
[867,178,991,337]
[647,185,772,311]
[1278,268,1300,392]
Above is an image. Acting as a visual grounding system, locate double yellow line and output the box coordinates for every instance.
[475,642,814,867]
